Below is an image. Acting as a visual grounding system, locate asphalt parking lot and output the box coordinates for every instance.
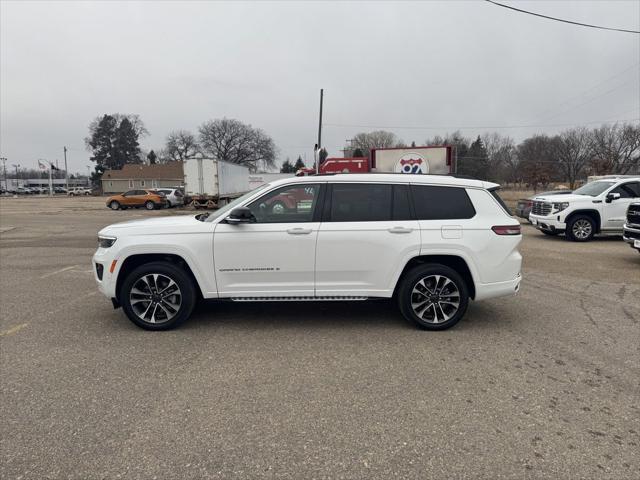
[1,196,639,479]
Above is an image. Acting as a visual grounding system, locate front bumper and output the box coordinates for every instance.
[93,248,118,299]
[529,213,566,233]
[622,223,640,250]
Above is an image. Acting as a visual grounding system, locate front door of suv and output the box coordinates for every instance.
[315,183,420,297]
[603,182,640,230]
[213,183,323,297]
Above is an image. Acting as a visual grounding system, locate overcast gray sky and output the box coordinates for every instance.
[1,0,639,174]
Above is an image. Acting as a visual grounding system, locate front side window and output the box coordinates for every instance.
[123,190,136,196]
[611,182,640,198]
[328,184,392,222]
[247,184,320,223]
[411,185,476,220]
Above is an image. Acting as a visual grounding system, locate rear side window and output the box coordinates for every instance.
[411,185,476,220]
[488,187,513,215]
[329,184,392,222]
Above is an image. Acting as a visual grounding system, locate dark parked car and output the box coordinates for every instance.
[515,190,572,221]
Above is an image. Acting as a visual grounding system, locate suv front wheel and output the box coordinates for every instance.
[566,215,595,242]
[120,262,197,330]
[398,264,469,330]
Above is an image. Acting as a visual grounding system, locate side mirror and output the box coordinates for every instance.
[226,206,255,224]
[606,192,621,203]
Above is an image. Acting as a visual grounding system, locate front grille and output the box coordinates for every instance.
[532,201,551,216]
[627,204,640,227]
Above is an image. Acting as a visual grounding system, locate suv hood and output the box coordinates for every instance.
[99,215,206,236]
[532,193,594,203]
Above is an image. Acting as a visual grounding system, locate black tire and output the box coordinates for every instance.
[166,200,172,208]
[566,215,595,242]
[541,230,559,236]
[145,201,155,210]
[120,261,197,330]
[397,264,469,331]
[109,200,120,210]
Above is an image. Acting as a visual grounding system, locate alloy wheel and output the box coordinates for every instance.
[572,219,592,240]
[411,274,461,324]
[129,273,182,324]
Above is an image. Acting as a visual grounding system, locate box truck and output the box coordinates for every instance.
[183,158,249,208]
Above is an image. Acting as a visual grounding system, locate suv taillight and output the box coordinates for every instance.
[492,225,521,235]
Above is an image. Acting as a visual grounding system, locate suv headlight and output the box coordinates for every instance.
[98,235,117,248]
[552,202,569,213]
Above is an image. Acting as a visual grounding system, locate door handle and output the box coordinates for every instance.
[287,228,312,235]
[388,227,413,234]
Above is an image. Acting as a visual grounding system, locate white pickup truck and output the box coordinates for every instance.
[529,177,640,241]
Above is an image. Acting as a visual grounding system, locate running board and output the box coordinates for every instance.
[230,296,368,302]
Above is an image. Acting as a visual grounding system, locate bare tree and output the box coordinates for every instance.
[165,130,200,162]
[349,130,398,157]
[552,127,592,189]
[518,135,559,191]
[198,118,276,172]
[482,133,517,183]
[589,123,640,175]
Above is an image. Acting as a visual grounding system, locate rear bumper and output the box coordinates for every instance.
[475,274,522,301]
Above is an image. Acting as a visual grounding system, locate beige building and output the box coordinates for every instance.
[101,162,183,194]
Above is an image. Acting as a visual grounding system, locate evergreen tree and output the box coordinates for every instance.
[113,118,142,167]
[87,114,118,168]
[294,156,305,170]
[280,159,296,173]
[352,147,365,157]
[147,150,158,165]
[459,135,489,179]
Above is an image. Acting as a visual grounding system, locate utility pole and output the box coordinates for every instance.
[63,146,68,191]
[12,164,20,189]
[317,89,323,151]
[0,157,6,190]
[86,166,91,186]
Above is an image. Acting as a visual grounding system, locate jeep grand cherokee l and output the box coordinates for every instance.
[93,174,522,331]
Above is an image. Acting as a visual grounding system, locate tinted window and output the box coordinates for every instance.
[411,185,476,220]
[329,184,392,222]
[247,184,320,223]
[612,182,640,198]
[392,184,412,220]
[489,187,513,215]
[123,190,136,196]
[136,190,148,195]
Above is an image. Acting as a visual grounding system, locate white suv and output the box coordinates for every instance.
[529,177,640,241]
[93,174,522,331]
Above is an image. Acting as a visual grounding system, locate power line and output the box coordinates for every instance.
[534,62,640,121]
[323,117,640,131]
[485,0,640,34]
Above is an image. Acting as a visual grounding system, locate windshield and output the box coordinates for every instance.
[204,184,271,222]
[573,181,615,197]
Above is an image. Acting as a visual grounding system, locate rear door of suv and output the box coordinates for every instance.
[315,182,420,297]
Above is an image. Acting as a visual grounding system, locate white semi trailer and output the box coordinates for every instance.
[183,158,250,208]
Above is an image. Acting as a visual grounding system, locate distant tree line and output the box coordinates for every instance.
[85,115,277,178]
[343,123,640,189]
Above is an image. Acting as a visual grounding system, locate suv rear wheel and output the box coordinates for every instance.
[120,262,197,330]
[566,215,595,242]
[397,264,469,330]
[145,201,155,210]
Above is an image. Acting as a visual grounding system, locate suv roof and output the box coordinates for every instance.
[269,173,499,190]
